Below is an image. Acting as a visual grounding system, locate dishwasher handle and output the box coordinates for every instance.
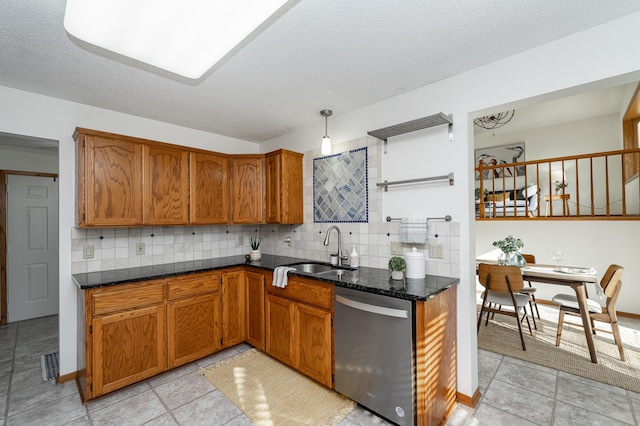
[335,295,408,319]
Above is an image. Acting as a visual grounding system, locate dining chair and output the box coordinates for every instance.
[519,253,541,320]
[551,264,625,361]
[477,263,533,350]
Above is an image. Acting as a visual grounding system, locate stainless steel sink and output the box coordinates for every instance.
[286,262,351,276]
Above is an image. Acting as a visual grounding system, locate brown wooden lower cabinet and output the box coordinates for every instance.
[245,270,265,350]
[79,272,221,401]
[167,293,221,368]
[221,270,246,348]
[265,294,295,366]
[79,265,455,424]
[295,303,332,386]
[265,276,334,388]
[91,304,166,397]
[416,286,457,425]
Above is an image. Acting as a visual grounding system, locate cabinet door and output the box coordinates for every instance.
[91,304,166,397]
[190,152,230,224]
[230,156,264,223]
[81,135,143,226]
[143,145,189,225]
[265,154,281,223]
[167,293,221,368]
[222,271,246,348]
[296,304,333,387]
[281,151,303,224]
[265,294,295,367]
[265,150,303,224]
[245,271,265,350]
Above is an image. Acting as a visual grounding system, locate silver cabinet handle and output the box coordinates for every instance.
[335,295,408,319]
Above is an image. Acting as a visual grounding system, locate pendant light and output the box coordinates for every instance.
[320,109,333,155]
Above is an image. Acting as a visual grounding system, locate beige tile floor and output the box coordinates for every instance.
[1,307,639,425]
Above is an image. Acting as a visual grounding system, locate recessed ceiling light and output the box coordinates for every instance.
[64,0,292,79]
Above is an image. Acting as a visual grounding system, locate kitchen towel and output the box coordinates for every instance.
[272,266,297,288]
[401,217,428,244]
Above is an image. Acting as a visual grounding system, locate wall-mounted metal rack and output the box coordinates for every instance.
[376,172,454,192]
[367,112,454,145]
[386,215,452,223]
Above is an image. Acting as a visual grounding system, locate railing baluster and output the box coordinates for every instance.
[474,147,640,220]
[605,156,610,216]
[574,158,580,216]
[621,153,627,216]
[590,157,595,216]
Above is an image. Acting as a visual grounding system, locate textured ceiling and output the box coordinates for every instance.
[1,0,640,143]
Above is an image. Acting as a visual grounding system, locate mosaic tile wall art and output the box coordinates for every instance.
[313,147,368,223]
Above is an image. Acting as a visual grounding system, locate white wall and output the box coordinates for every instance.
[475,114,620,162]
[0,147,58,173]
[261,12,640,400]
[475,114,639,215]
[476,221,640,315]
[0,86,258,378]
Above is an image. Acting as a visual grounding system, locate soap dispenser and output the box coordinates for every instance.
[350,246,359,268]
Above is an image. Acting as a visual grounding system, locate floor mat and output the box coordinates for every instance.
[201,349,355,426]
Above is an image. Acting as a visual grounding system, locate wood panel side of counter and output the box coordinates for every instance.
[415,286,457,426]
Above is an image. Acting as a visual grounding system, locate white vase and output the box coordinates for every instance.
[391,270,404,280]
[250,250,261,261]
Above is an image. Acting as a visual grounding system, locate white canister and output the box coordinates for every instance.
[405,247,425,278]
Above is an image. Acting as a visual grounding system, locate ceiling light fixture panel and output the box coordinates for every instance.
[64,0,292,79]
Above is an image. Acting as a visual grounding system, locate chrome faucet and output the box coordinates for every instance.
[323,225,347,266]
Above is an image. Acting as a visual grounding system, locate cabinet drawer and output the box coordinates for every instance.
[266,275,333,310]
[92,282,165,316]
[167,272,221,300]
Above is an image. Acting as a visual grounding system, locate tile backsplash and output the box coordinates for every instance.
[72,136,460,277]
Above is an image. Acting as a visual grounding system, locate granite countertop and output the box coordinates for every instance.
[72,254,459,301]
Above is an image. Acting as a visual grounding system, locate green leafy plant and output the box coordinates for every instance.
[388,256,407,271]
[492,235,523,254]
[250,236,262,250]
[555,180,569,191]
[474,187,488,200]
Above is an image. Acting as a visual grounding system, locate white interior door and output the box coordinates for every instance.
[7,174,59,322]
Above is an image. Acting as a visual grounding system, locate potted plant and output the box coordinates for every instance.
[492,235,526,267]
[388,256,407,280]
[249,236,262,261]
[555,180,568,194]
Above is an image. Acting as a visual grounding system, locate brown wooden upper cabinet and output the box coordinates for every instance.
[75,128,303,227]
[265,150,304,224]
[75,130,143,227]
[190,152,230,224]
[144,145,189,225]
[231,155,264,224]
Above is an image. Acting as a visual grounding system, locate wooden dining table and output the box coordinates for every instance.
[520,265,599,363]
[476,250,600,363]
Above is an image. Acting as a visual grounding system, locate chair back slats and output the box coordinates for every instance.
[478,263,524,293]
[521,254,535,264]
[554,263,625,361]
[601,264,624,299]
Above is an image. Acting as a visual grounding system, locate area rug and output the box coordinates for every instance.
[477,312,640,393]
[201,349,355,426]
[40,351,59,381]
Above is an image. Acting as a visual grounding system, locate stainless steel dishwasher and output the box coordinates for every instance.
[334,286,415,426]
